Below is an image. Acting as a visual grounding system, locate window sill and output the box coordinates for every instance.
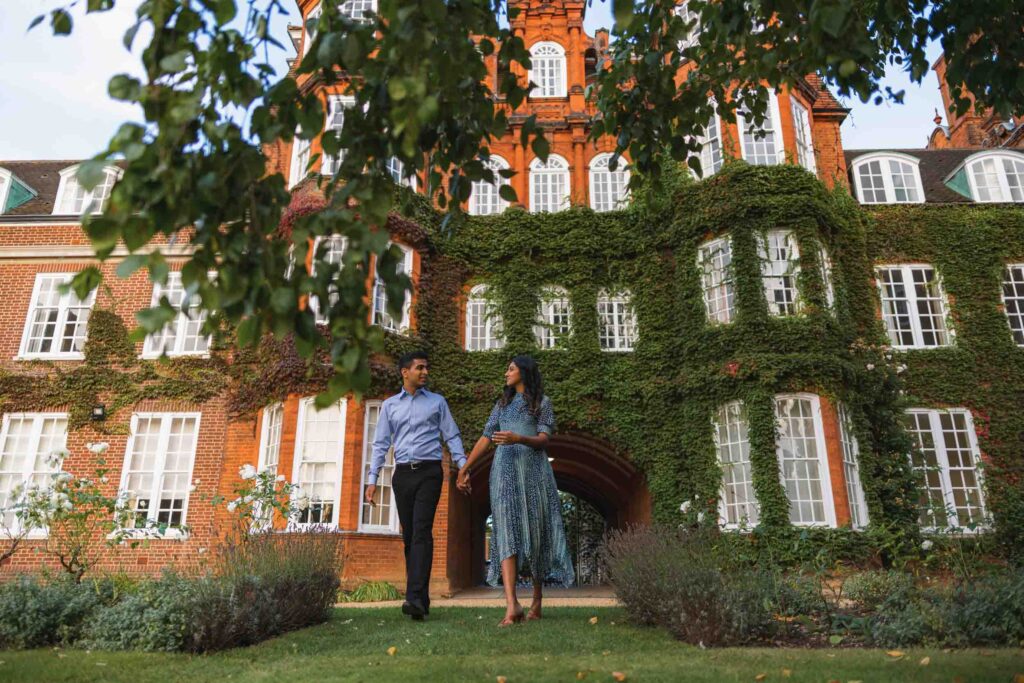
[356,527,401,537]
[109,528,190,542]
[139,351,212,360]
[15,353,86,361]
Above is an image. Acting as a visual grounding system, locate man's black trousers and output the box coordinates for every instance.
[391,461,443,610]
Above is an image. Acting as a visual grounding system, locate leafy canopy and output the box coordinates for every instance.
[35,0,1024,403]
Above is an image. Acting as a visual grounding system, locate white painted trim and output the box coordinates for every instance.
[0,244,196,259]
[0,412,69,537]
[528,41,568,98]
[290,397,346,529]
[958,150,1024,203]
[116,412,202,537]
[17,272,95,360]
[52,164,123,216]
[774,393,838,529]
[874,263,953,349]
[849,152,925,205]
[357,400,399,534]
[736,91,785,166]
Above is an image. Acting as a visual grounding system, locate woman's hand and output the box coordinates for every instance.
[491,431,521,445]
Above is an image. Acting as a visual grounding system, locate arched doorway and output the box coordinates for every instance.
[448,431,650,589]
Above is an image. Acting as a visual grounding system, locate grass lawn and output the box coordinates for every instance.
[2,607,1021,683]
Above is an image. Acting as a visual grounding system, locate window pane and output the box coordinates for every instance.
[759,231,801,316]
[714,402,758,526]
[775,396,829,525]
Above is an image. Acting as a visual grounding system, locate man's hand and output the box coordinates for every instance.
[365,484,377,506]
[456,469,471,495]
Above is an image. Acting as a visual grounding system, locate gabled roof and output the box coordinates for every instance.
[844,148,980,204]
[0,160,84,216]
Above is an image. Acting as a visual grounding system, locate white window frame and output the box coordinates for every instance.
[52,164,121,216]
[962,151,1024,203]
[117,412,201,539]
[905,408,988,532]
[0,168,11,214]
[528,41,567,98]
[358,400,400,534]
[1002,263,1024,346]
[818,244,836,309]
[469,155,511,216]
[257,403,284,477]
[696,112,724,177]
[713,401,759,529]
[141,272,212,358]
[386,156,418,190]
[372,243,414,333]
[302,3,322,57]
[322,95,355,176]
[736,92,785,166]
[774,393,837,528]
[289,127,312,189]
[339,0,376,22]
[535,285,571,349]
[790,96,817,174]
[698,236,736,324]
[875,264,952,349]
[529,154,570,213]
[588,153,630,212]
[465,284,505,351]
[291,397,346,528]
[0,412,69,538]
[838,403,869,530]
[597,289,638,352]
[850,152,925,205]
[758,230,803,316]
[18,273,96,360]
[310,235,349,323]
[674,1,701,53]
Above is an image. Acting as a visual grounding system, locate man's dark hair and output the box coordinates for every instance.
[398,350,429,372]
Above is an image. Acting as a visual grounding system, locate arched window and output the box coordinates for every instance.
[850,153,924,204]
[674,1,701,53]
[469,156,511,216]
[963,151,1024,203]
[529,154,570,213]
[535,286,571,349]
[736,92,784,166]
[528,42,567,98]
[589,154,629,212]
[465,284,504,351]
[53,164,121,215]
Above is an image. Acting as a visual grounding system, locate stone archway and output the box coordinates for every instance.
[445,431,650,590]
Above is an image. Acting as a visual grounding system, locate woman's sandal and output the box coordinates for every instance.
[525,603,542,621]
[498,606,525,627]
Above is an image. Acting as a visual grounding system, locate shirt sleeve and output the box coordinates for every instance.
[482,401,502,439]
[438,397,466,469]
[537,396,556,435]
[368,402,393,485]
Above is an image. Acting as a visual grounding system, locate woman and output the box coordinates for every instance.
[457,355,574,626]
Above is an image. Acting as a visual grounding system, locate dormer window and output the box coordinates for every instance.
[339,0,375,21]
[674,1,701,53]
[528,42,567,98]
[963,151,1024,203]
[851,153,924,204]
[53,165,120,215]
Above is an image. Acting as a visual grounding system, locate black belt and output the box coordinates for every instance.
[395,460,441,471]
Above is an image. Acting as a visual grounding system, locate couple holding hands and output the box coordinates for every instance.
[364,351,573,627]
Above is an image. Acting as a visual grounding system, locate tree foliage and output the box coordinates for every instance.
[33,0,1024,402]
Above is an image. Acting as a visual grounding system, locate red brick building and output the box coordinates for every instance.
[3,1,1019,592]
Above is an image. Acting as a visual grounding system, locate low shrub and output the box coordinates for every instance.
[843,570,915,611]
[81,575,196,651]
[341,580,402,603]
[605,525,773,646]
[0,577,102,648]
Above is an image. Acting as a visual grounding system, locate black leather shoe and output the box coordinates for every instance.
[402,601,426,619]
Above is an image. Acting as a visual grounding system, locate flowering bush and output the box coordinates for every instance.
[214,463,301,542]
[2,444,136,581]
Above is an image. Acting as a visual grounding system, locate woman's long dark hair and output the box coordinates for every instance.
[501,355,544,416]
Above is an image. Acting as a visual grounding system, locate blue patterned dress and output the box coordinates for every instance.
[484,393,574,588]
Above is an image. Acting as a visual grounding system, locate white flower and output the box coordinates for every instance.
[865,363,875,371]
[188,484,197,493]
[193,478,201,485]
[239,464,257,480]
[679,501,692,514]
[243,495,254,504]
[896,364,907,374]
[100,476,109,484]
[921,539,934,551]
[697,512,706,524]
[61,500,73,512]
[226,501,238,513]
[276,475,286,483]
[55,472,73,485]
[198,547,208,554]
[86,442,110,454]
[45,450,68,469]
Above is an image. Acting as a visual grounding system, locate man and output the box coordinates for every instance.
[365,350,466,621]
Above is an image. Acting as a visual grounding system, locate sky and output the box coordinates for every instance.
[0,1,946,161]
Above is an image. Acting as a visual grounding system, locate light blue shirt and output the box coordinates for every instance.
[369,387,466,484]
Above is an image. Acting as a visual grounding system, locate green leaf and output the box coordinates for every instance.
[236,315,260,346]
[77,159,108,190]
[28,14,45,31]
[159,51,190,74]
[498,184,518,203]
[612,0,634,30]
[116,254,149,279]
[531,135,550,161]
[69,267,102,300]
[108,74,142,101]
[50,9,72,35]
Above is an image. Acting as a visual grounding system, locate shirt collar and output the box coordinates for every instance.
[400,387,429,399]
